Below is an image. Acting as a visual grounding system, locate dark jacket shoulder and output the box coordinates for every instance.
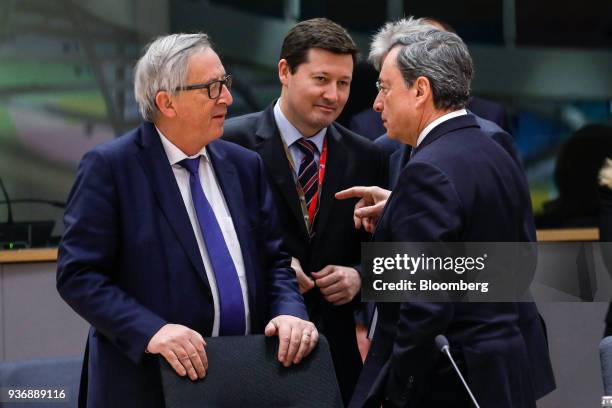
[210,137,261,162]
[223,111,263,148]
[91,126,141,159]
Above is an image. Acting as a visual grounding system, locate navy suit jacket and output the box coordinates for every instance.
[375,115,555,401]
[350,115,543,408]
[57,122,307,408]
[223,103,388,404]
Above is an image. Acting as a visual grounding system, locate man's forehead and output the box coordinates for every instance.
[202,69,226,81]
[298,49,353,73]
[187,50,225,81]
[380,47,401,77]
[383,46,401,66]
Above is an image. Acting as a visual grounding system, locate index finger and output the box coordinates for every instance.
[335,186,370,200]
[314,271,341,289]
[311,265,335,279]
[277,323,291,364]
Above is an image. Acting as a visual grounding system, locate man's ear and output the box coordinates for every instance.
[278,59,291,87]
[414,76,432,107]
[155,91,177,118]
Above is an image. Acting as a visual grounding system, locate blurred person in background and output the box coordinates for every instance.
[537,124,612,229]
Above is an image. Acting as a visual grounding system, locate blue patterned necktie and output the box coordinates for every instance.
[179,156,245,336]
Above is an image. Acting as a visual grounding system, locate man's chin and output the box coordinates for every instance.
[387,130,413,145]
[206,126,224,142]
[311,115,337,131]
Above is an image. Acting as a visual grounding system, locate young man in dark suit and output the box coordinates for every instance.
[223,18,387,404]
[57,33,316,408]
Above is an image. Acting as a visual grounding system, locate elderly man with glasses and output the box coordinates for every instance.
[337,22,542,408]
[57,33,316,408]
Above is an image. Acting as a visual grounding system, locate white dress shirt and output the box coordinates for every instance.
[415,109,467,147]
[157,127,250,336]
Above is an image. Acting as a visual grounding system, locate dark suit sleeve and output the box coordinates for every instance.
[57,150,167,364]
[389,161,463,241]
[383,162,463,405]
[353,146,390,275]
[254,154,308,321]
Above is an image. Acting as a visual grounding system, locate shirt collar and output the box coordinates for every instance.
[156,125,210,165]
[416,109,467,147]
[273,99,326,153]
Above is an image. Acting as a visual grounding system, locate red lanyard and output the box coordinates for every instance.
[307,137,328,225]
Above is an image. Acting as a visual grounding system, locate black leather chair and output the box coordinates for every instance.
[160,334,342,408]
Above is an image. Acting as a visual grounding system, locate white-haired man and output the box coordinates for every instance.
[57,33,317,408]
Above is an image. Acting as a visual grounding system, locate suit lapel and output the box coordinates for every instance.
[135,122,211,293]
[253,105,310,239]
[312,124,346,239]
[207,141,257,310]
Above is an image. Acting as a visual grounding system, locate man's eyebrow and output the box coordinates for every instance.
[199,72,226,83]
[311,71,352,80]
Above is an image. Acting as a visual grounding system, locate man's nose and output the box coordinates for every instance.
[373,91,383,112]
[322,83,339,103]
[218,84,233,106]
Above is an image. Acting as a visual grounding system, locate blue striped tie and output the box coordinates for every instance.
[179,157,246,336]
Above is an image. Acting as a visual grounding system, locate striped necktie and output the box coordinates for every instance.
[295,138,319,210]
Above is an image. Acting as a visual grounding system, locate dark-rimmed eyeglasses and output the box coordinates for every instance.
[175,74,232,99]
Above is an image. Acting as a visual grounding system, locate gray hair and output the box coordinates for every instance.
[134,33,212,121]
[368,17,438,71]
[393,30,473,111]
